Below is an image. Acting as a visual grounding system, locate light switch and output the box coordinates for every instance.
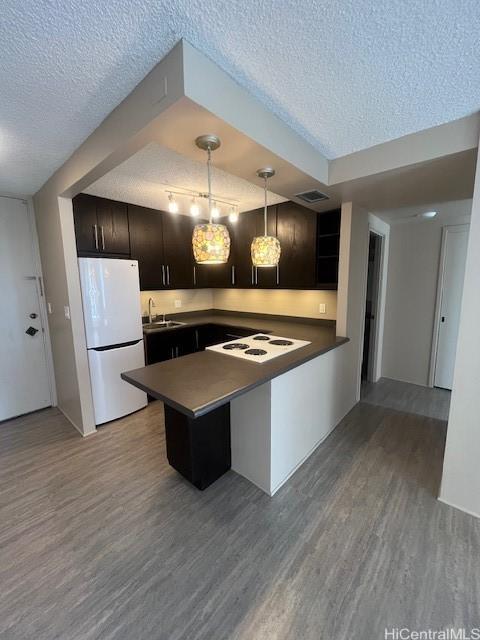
[319,303,326,314]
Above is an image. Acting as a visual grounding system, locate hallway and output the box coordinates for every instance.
[361,377,451,421]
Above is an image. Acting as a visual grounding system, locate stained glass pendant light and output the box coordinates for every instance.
[251,168,281,267]
[192,135,231,264]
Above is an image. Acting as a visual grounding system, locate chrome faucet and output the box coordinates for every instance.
[148,297,155,323]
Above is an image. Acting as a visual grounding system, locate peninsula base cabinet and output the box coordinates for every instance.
[164,403,231,490]
[73,193,341,291]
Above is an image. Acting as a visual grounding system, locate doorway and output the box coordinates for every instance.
[0,196,53,421]
[362,231,383,382]
[432,224,469,390]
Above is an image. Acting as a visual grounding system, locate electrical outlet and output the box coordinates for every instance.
[64,305,70,320]
[174,299,182,308]
[319,303,326,314]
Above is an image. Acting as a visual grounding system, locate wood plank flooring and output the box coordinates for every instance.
[1,392,479,640]
[361,377,451,421]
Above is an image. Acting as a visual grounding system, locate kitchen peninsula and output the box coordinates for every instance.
[122,311,348,495]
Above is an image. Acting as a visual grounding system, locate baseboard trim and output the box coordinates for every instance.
[270,400,357,496]
[382,376,431,388]
[438,496,480,520]
[58,407,97,438]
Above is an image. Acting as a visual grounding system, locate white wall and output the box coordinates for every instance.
[213,289,337,321]
[140,289,213,318]
[440,144,480,519]
[336,201,370,396]
[231,201,370,495]
[380,200,472,386]
[33,44,186,435]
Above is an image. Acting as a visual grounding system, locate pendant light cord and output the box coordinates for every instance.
[263,175,267,235]
[207,146,212,224]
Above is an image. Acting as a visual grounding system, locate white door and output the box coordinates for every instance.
[0,197,52,421]
[78,258,143,348]
[434,225,469,390]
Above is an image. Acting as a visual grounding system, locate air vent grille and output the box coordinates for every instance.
[295,189,330,203]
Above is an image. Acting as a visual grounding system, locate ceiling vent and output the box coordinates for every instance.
[295,189,330,204]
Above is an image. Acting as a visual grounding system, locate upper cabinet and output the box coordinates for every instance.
[73,194,130,256]
[161,213,195,289]
[129,204,195,290]
[316,209,341,289]
[73,194,341,291]
[234,202,339,290]
[230,210,259,288]
[128,204,165,290]
[275,202,317,289]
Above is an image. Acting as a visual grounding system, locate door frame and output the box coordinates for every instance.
[428,224,469,388]
[0,194,57,409]
[364,227,386,383]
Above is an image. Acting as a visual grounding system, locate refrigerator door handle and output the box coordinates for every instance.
[91,339,142,352]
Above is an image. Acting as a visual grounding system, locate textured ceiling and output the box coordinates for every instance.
[374,198,472,225]
[2,0,480,195]
[85,143,286,215]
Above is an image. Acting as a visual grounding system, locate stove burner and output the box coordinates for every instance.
[253,335,271,341]
[244,348,267,356]
[269,339,294,346]
[222,343,249,350]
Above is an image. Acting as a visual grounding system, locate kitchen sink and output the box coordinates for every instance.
[143,320,186,330]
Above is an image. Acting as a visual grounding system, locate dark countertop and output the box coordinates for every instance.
[122,310,348,419]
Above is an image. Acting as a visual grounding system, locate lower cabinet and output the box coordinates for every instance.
[145,328,197,365]
[144,324,256,365]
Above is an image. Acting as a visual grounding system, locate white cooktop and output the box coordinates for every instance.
[207,333,311,364]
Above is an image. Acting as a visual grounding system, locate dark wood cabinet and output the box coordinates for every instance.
[162,215,195,289]
[195,324,247,350]
[275,201,317,289]
[128,204,164,290]
[231,211,258,287]
[96,198,130,255]
[73,194,99,254]
[144,324,255,365]
[73,194,129,256]
[145,328,198,364]
[129,205,197,290]
[316,209,341,289]
[74,193,340,292]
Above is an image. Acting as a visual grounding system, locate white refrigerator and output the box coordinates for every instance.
[78,258,147,425]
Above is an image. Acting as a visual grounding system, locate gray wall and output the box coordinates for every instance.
[381,200,472,386]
